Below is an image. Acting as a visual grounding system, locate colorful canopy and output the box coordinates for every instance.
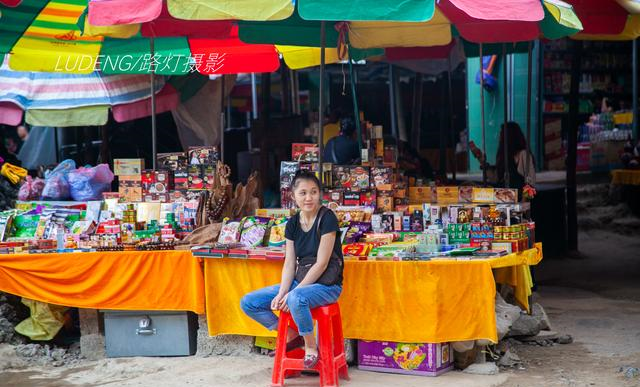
[88,0,161,26]
[541,0,583,39]
[0,0,22,6]
[570,0,628,35]
[438,0,545,43]
[167,0,294,21]
[617,0,640,13]
[573,14,640,40]
[297,0,434,22]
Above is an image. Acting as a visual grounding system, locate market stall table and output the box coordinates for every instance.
[203,244,542,344]
[0,250,205,313]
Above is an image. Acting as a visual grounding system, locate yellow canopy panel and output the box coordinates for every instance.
[277,45,340,70]
[349,8,451,49]
[167,0,294,21]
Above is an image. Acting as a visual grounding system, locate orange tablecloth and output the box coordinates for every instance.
[203,245,542,344]
[611,169,640,186]
[0,250,205,313]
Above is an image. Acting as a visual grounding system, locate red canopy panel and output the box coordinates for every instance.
[141,4,234,38]
[385,42,455,61]
[438,0,544,43]
[188,27,280,75]
[0,102,23,126]
[88,0,162,26]
[112,84,179,123]
[569,0,628,35]
[0,0,22,6]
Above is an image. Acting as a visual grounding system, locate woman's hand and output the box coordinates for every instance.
[271,292,289,312]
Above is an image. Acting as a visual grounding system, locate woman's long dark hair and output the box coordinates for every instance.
[496,121,530,180]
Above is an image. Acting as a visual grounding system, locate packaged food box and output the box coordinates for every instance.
[157,152,187,171]
[280,161,300,190]
[174,169,189,191]
[436,187,459,204]
[203,166,215,190]
[358,340,452,376]
[408,187,432,204]
[472,187,495,203]
[119,186,142,203]
[141,170,155,192]
[255,209,295,218]
[188,146,219,165]
[458,186,473,203]
[360,190,376,207]
[291,143,319,162]
[348,166,370,191]
[188,165,205,190]
[343,191,361,206]
[494,188,518,204]
[377,191,394,212]
[149,170,173,194]
[371,167,393,188]
[114,159,144,176]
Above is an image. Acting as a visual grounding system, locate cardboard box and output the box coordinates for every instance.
[408,187,432,204]
[494,188,518,204]
[472,187,494,203]
[188,165,204,190]
[343,191,360,206]
[119,186,142,202]
[371,167,393,188]
[202,165,215,190]
[358,341,453,377]
[458,186,473,203]
[174,169,189,191]
[349,166,370,191]
[141,170,155,192]
[114,159,144,176]
[436,187,459,204]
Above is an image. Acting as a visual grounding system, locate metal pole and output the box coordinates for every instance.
[220,75,225,164]
[411,73,423,148]
[294,70,300,114]
[251,73,258,120]
[447,55,456,182]
[567,40,583,252]
[479,44,487,184]
[347,45,362,150]
[389,63,398,144]
[525,41,533,183]
[503,44,510,188]
[318,21,326,185]
[150,37,157,170]
[634,39,638,140]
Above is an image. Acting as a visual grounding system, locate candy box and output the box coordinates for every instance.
[174,169,189,191]
[348,166,370,191]
[203,166,215,190]
[157,152,187,171]
[151,170,173,194]
[114,159,144,176]
[495,188,518,204]
[332,166,351,189]
[141,170,155,192]
[291,143,319,162]
[408,186,432,204]
[280,161,300,190]
[188,165,204,190]
[436,187,459,204]
[343,191,361,206]
[358,341,452,377]
[377,191,394,212]
[472,187,495,203]
[371,167,393,188]
[188,146,219,165]
[380,214,394,232]
[360,190,376,207]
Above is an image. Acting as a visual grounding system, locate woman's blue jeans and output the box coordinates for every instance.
[240,281,342,336]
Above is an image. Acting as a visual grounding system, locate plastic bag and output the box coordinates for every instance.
[18,176,46,201]
[68,164,114,201]
[14,298,67,341]
[41,159,76,200]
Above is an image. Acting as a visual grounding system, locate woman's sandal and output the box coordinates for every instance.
[303,352,320,369]
[268,335,305,357]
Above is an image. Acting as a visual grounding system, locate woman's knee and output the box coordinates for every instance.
[286,289,308,311]
[240,293,259,313]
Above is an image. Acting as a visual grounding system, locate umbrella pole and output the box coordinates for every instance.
[389,64,398,145]
[447,54,456,182]
[634,39,638,140]
[479,44,487,184]
[318,21,326,187]
[251,73,258,120]
[150,37,157,170]
[525,41,533,183]
[220,75,225,164]
[347,44,362,150]
[502,44,510,188]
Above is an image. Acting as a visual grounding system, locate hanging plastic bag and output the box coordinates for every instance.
[68,164,114,201]
[18,176,46,201]
[41,160,76,200]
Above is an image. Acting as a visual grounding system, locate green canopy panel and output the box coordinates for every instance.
[167,72,210,103]
[350,47,384,61]
[540,0,583,40]
[100,36,191,75]
[239,9,339,48]
[298,0,435,22]
[26,105,109,127]
[0,0,48,54]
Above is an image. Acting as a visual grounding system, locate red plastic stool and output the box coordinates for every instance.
[271,303,349,387]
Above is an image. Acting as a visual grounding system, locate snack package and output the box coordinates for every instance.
[268,217,289,247]
[342,243,373,257]
[343,221,372,244]
[218,218,243,244]
[240,217,271,248]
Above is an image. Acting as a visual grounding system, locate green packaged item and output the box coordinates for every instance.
[268,217,288,247]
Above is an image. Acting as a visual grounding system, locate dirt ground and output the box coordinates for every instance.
[1,200,639,386]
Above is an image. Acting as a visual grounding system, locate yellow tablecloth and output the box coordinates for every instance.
[204,245,542,344]
[0,250,205,313]
[611,169,640,186]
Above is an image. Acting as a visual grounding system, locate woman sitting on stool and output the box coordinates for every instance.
[240,170,344,369]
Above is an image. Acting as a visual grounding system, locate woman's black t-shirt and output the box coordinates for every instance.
[284,208,344,284]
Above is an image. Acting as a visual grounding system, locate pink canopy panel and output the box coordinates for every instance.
[140,3,234,38]
[88,0,163,26]
[438,0,544,43]
[0,102,23,126]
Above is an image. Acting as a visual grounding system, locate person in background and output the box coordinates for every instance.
[323,117,360,165]
[495,121,536,190]
[17,125,29,142]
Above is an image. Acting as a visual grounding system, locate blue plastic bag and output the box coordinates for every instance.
[68,164,114,201]
[41,160,76,200]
